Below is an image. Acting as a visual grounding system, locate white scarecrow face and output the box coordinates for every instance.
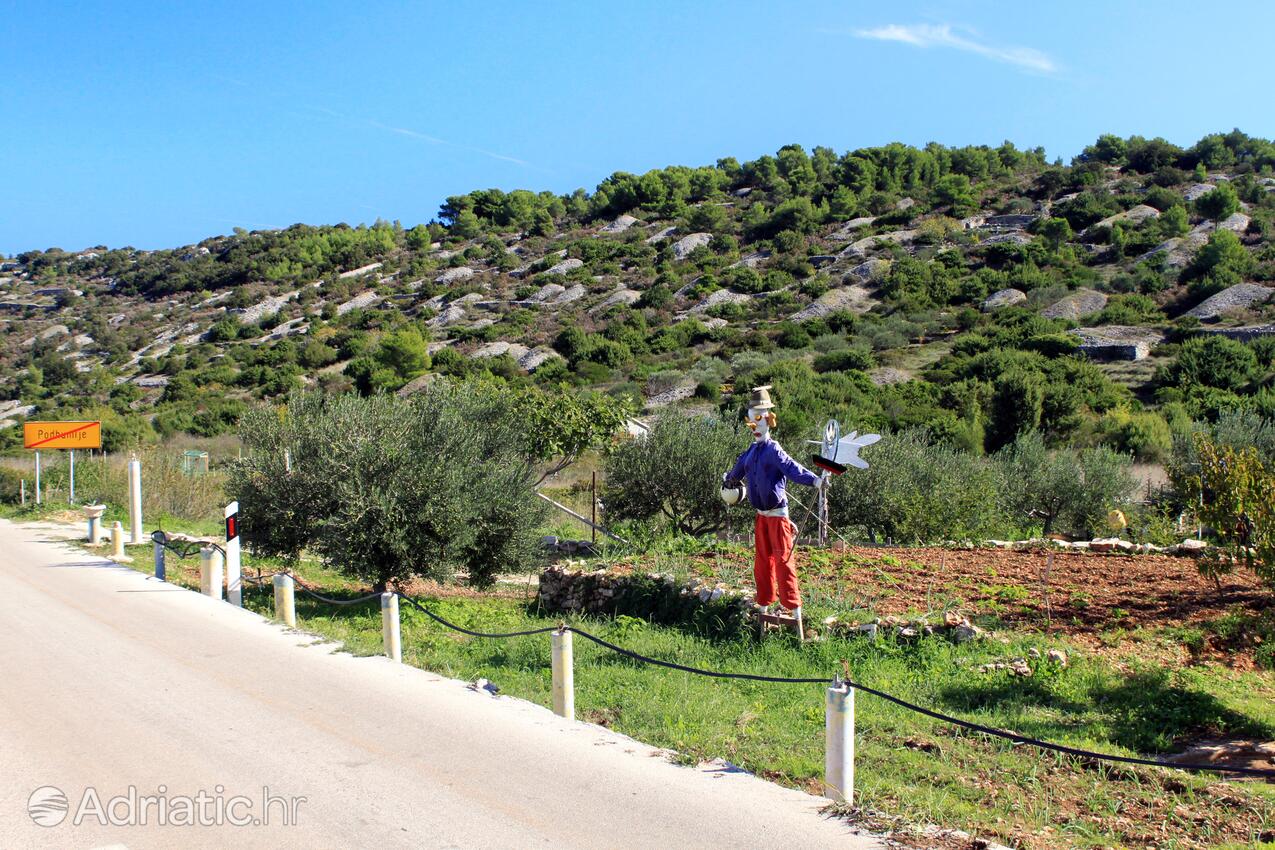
[747,407,771,440]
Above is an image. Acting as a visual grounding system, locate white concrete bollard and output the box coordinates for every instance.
[110,522,126,559]
[824,679,855,802]
[273,574,296,628]
[381,593,401,663]
[551,629,575,721]
[200,546,224,601]
[127,456,143,544]
[83,504,106,544]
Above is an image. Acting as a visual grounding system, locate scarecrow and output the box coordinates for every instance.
[720,385,823,631]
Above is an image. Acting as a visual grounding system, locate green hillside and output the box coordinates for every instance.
[3,130,1275,458]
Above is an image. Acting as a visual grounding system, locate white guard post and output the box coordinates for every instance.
[381,593,402,662]
[224,501,242,607]
[200,546,224,600]
[127,456,143,543]
[551,628,575,720]
[824,677,855,802]
[273,574,297,627]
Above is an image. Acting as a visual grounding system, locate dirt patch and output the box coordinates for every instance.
[661,545,1270,636]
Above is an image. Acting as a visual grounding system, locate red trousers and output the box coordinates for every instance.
[754,513,801,609]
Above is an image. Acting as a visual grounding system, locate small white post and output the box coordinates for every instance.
[273,574,296,627]
[200,546,224,601]
[83,504,106,544]
[224,501,241,607]
[127,456,143,544]
[68,450,75,503]
[284,448,292,474]
[110,521,126,560]
[34,451,41,505]
[381,592,401,662]
[551,628,575,720]
[19,478,25,506]
[824,679,855,802]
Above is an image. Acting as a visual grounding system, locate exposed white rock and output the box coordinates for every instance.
[553,284,587,305]
[517,348,562,372]
[599,214,639,234]
[728,250,771,269]
[472,341,530,361]
[1084,204,1160,235]
[434,267,475,286]
[427,305,466,327]
[1070,326,1164,361]
[844,258,890,282]
[689,289,753,315]
[338,262,382,279]
[826,217,876,242]
[840,229,917,258]
[543,258,584,276]
[1183,183,1215,201]
[982,288,1027,312]
[671,232,713,260]
[645,226,678,244]
[234,290,298,325]
[789,286,875,321]
[336,291,382,316]
[1185,283,1274,320]
[1041,289,1108,320]
[979,232,1034,247]
[590,288,641,313]
[527,283,566,303]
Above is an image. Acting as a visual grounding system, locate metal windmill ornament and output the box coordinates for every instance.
[808,419,881,474]
[806,419,882,545]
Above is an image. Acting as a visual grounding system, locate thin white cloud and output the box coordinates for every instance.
[369,120,530,167]
[854,23,1057,74]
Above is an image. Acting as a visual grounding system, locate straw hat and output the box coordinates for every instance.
[748,385,775,410]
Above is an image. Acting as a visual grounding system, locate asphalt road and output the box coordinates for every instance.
[0,518,882,849]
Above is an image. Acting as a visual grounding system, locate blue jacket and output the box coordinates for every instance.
[725,437,819,512]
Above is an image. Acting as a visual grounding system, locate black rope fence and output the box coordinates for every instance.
[182,557,1275,780]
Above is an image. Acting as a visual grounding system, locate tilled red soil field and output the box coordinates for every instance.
[677,545,1270,634]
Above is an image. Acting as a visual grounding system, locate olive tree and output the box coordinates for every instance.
[229,384,548,589]
[603,411,751,535]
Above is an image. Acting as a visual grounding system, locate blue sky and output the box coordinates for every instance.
[3,0,1273,254]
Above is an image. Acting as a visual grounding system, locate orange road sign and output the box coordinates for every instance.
[23,421,102,450]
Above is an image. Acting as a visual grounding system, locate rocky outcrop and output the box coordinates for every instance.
[826,217,876,242]
[1185,283,1274,320]
[590,288,641,313]
[1200,325,1275,343]
[336,291,382,316]
[688,288,753,314]
[671,232,713,260]
[981,288,1026,312]
[542,258,584,276]
[1041,289,1107,320]
[599,214,639,234]
[844,258,890,282]
[789,285,874,321]
[1070,326,1164,361]
[1083,204,1160,236]
[434,266,475,285]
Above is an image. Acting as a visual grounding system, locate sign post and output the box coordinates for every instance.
[225,501,241,607]
[24,422,102,506]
